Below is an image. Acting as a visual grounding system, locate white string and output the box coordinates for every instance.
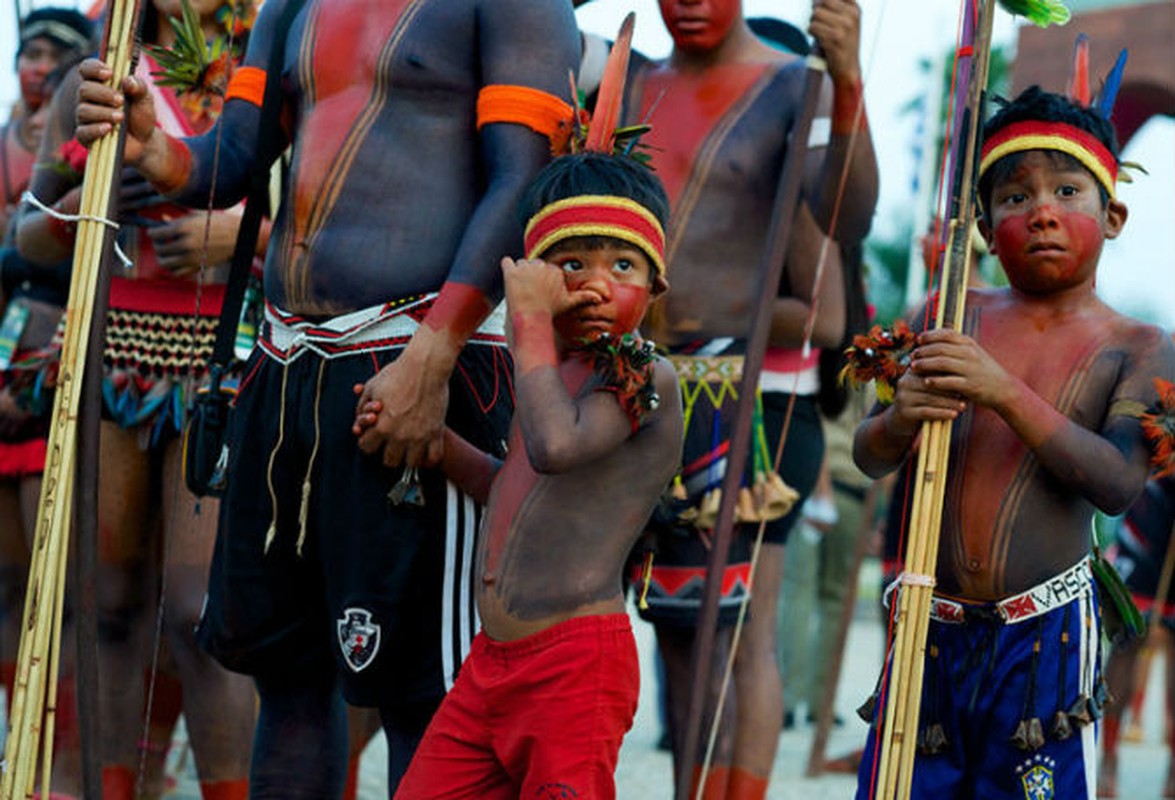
[22,190,133,270]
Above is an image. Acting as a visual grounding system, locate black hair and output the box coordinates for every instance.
[978,85,1120,213]
[747,17,810,56]
[518,151,670,236]
[18,8,93,61]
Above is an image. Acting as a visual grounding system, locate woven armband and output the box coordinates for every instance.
[477,85,574,148]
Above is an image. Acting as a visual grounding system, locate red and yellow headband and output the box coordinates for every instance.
[978,120,1118,200]
[524,195,666,277]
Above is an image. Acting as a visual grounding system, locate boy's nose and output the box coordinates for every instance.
[577,269,613,300]
[1027,201,1060,230]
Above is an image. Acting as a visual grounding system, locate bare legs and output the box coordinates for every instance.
[97,422,254,796]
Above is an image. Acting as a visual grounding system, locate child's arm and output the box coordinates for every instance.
[352,396,501,504]
[503,256,660,473]
[438,428,501,506]
[910,326,1175,514]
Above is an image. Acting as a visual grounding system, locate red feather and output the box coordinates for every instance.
[584,12,634,154]
[1067,33,1090,107]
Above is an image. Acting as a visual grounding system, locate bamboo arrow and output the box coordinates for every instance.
[1,2,142,796]
[868,2,995,795]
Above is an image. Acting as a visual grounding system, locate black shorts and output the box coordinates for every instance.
[760,392,824,545]
[196,341,513,709]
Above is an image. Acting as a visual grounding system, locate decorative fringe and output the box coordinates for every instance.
[637,551,654,611]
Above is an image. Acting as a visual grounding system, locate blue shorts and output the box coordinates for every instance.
[857,572,1101,800]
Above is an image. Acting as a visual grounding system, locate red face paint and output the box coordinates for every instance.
[555,282,651,344]
[659,0,740,53]
[995,208,1103,294]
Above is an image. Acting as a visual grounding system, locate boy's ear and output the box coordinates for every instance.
[651,273,670,298]
[1103,198,1128,240]
[977,217,996,255]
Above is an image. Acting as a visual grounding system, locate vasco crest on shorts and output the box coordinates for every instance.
[337,607,381,672]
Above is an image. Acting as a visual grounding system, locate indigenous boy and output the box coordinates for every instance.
[385,152,684,799]
[852,86,1175,799]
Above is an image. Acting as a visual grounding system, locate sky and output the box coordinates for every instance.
[3,0,1172,329]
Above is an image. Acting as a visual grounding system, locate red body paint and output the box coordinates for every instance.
[994,208,1102,294]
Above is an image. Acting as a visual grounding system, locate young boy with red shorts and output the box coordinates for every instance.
[358,151,684,799]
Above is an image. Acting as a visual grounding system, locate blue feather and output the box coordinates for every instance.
[1095,49,1128,120]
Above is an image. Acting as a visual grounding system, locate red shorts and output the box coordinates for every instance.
[396,613,639,800]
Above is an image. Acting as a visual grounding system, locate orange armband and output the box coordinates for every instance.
[225,66,267,107]
[476,85,575,151]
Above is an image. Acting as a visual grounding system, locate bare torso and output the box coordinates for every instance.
[627,57,805,345]
[258,0,575,315]
[937,289,1163,598]
[476,355,682,641]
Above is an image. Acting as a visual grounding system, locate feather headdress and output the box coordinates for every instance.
[563,13,652,162]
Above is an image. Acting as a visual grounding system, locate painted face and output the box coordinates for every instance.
[16,38,63,110]
[546,241,654,344]
[658,0,741,53]
[985,150,1119,295]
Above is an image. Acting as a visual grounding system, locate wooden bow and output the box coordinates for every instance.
[0,2,143,797]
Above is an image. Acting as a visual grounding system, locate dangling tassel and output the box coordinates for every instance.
[1010,717,1046,752]
[857,691,878,726]
[696,488,722,532]
[919,644,950,754]
[1050,709,1072,741]
[296,359,327,557]
[919,723,949,755]
[637,551,655,611]
[1067,693,1094,726]
[1051,605,1074,740]
[671,475,688,500]
[1091,675,1111,720]
[1011,624,1045,751]
[263,360,292,554]
[735,486,759,524]
[760,471,799,520]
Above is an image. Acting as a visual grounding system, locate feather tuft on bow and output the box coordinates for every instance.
[996,0,1071,28]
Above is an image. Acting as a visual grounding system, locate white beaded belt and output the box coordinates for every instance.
[259,295,506,364]
[927,558,1093,626]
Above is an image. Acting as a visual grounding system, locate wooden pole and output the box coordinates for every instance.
[870,2,996,797]
[0,1,140,795]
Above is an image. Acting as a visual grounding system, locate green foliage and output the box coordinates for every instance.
[145,0,228,95]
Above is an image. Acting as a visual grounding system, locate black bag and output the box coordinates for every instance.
[182,366,235,496]
[181,0,304,497]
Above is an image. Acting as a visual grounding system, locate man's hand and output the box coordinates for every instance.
[500,256,600,316]
[75,59,159,162]
[809,0,863,86]
[353,325,457,469]
[147,208,243,276]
